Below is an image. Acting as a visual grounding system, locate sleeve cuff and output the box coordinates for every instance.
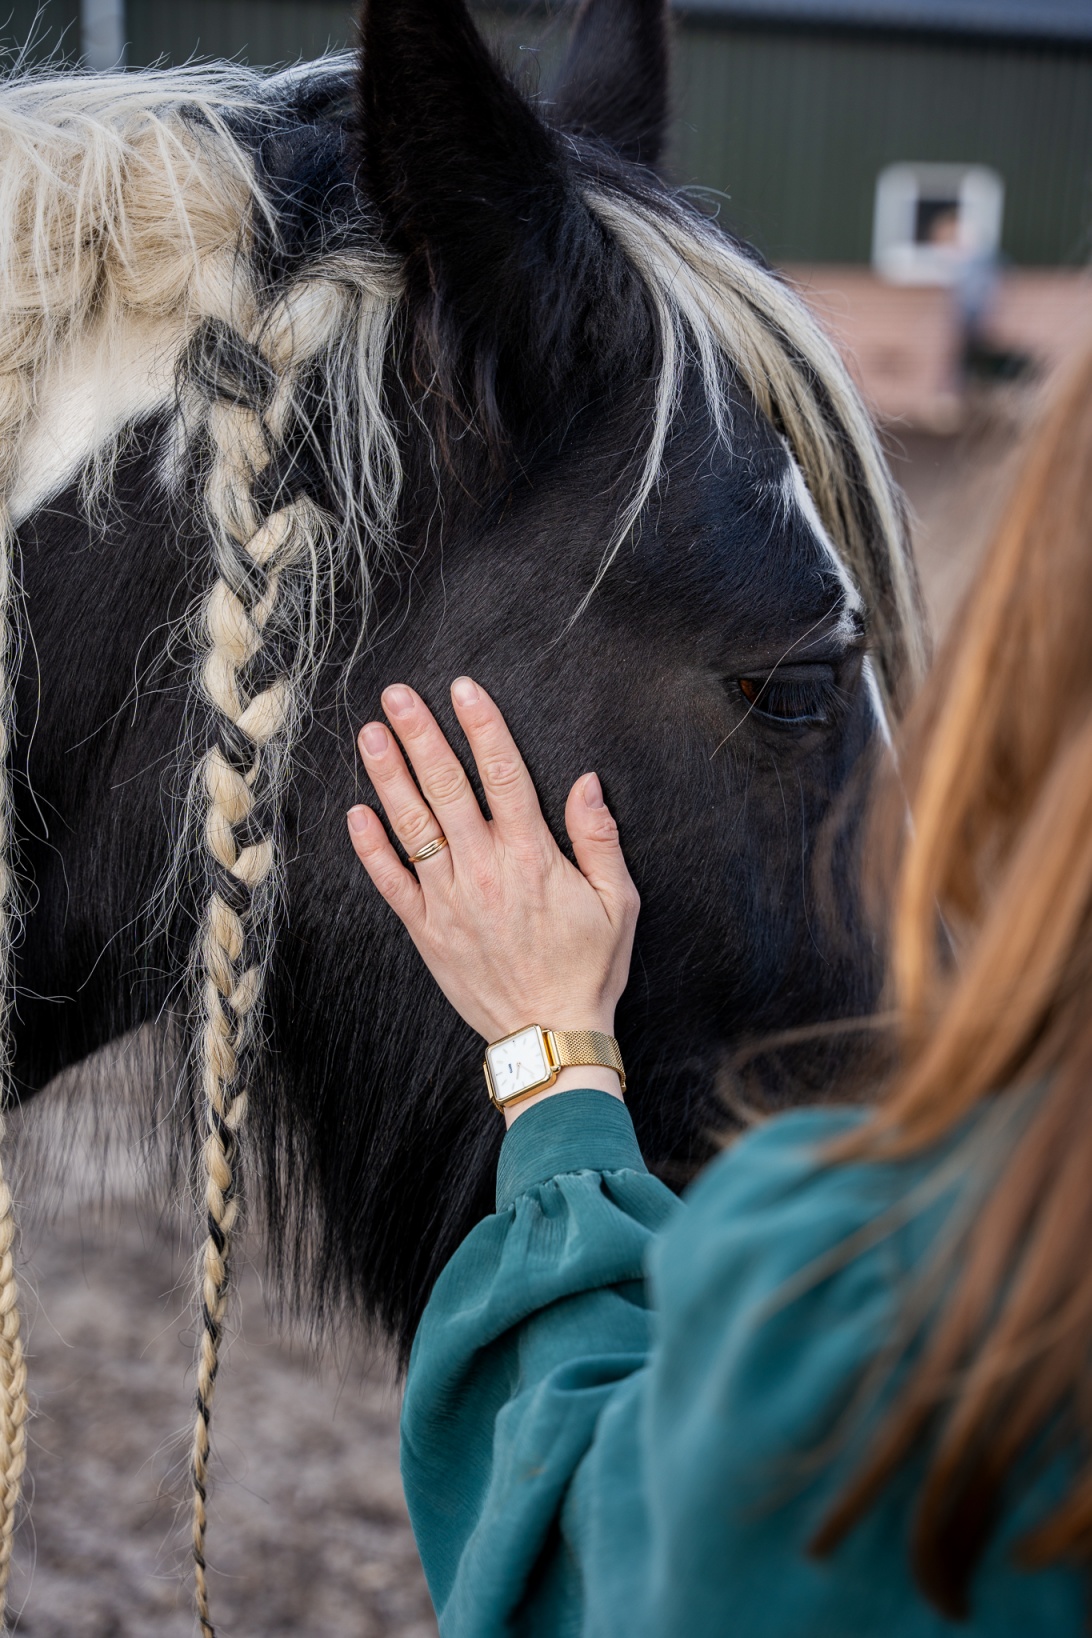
[495,1089,648,1211]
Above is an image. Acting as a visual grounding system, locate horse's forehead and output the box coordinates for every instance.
[622,408,859,632]
[777,455,863,617]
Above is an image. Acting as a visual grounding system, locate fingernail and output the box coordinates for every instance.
[359,722,388,756]
[451,676,478,707]
[383,685,415,718]
[347,806,370,835]
[583,773,605,809]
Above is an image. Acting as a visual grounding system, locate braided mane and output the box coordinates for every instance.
[0,55,922,1634]
[0,60,406,1634]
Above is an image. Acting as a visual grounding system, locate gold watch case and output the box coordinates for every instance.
[483,1024,559,1109]
[483,1024,625,1110]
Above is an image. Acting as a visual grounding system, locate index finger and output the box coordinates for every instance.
[449,677,544,842]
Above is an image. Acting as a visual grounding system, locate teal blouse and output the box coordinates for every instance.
[400,1091,1082,1636]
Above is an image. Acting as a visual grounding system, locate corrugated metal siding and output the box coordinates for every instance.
[5,1,1090,266]
[678,0,1092,44]
[127,0,352,66]
[1,0,81,61]
[671,26,1092,263]
[481,11,1092,265]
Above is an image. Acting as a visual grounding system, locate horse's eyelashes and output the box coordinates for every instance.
[736,667,845,730]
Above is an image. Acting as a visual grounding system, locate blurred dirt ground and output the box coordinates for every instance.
[5,392,1038,1638]
[7,1097,438,1638]
[889,415,1028,637]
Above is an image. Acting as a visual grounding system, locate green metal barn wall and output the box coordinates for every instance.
[3,0,1090,266]
[1,0,81,61]
[126,0,354,66]
[669,26,1092,265]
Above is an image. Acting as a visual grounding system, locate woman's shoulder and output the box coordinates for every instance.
[678,1102,912,1245]
[645,1101,1082,1636]
[643,1106,925,1629]
[690,1103,872,1192]
[653,1102,958,1366]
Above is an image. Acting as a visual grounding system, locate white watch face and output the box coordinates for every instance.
[487,1027,551,1103]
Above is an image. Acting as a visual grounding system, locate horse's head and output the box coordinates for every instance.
[4,0,924,1360]
[254,0,925,1342]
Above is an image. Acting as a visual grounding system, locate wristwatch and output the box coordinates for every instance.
[483,1024,626,1110]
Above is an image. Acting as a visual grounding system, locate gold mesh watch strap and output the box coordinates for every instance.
[546,1028,626,1094]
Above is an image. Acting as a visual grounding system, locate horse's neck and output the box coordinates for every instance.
[10,423,200,1094]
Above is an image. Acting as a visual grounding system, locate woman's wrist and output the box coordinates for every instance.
[486,1011,622,1127]
[485,1005,617,1041]
[502,1066,624,1128]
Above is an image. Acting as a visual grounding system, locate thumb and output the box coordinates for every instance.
[565,773,640,923]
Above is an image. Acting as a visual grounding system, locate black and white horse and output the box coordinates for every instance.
[0,0,922,1623]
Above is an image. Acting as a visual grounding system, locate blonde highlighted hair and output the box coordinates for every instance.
[814,343,1092,1616]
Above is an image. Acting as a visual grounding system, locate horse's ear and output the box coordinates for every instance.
[551,0,670,168]
[354,0,647,451]
[355,0,568,320]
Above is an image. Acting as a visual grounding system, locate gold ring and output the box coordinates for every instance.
[407,835,449,865]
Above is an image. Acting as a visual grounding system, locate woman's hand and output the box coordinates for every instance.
[346,677,639,1119]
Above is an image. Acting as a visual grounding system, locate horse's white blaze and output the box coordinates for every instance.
[589,189,923,715]
[780,461,892,739]
[9,314,186,526]
[780,458,862,618]
[862,654,893,745]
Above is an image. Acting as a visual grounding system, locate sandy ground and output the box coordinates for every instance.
[4,398,1035,1638]
[6,1103,438,1638]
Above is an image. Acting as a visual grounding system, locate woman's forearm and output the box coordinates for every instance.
[400,1090,678,1636]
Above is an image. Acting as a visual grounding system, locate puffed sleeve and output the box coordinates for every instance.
[399,1089,677,1637]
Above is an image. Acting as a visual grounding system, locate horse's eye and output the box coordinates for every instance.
[738,667,842,728]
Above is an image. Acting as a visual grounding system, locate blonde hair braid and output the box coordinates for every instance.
[187,313,333,1638]
[0,354,37,1626]
[0,539,28,1623]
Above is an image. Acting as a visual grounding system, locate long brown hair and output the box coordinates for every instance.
[812,345,1092,1617]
